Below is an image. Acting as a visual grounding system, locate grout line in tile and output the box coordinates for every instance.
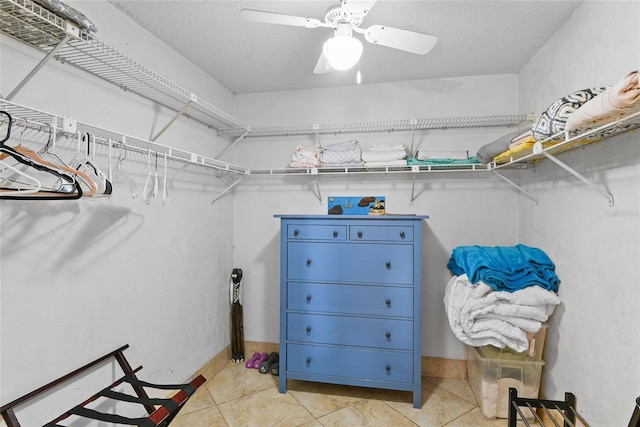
[197,362,487,427]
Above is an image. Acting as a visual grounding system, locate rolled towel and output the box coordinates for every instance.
[566,70,640,131]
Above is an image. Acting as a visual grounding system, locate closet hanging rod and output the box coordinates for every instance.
[0,99,248,176]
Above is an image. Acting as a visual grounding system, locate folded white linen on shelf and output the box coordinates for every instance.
[290,144,322,168]
[369,144,408,151]
[361,150,407,162]
[320,162,365,168]
[444,274,560,352]
[364,159,408,167]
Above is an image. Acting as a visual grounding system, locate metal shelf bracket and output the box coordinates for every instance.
[491,170,539,205]
[538,145,614,207]
[216,129,249,158]
[313,175,322,202]
[6,34,72,101]
[211,176,245,204]
[410,165,421,203]
[151,99,194,142]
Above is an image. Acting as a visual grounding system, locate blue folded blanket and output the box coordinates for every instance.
[447,244,560,292]
[407,157,479,166]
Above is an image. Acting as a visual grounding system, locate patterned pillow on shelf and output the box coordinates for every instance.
[532,87,608,141]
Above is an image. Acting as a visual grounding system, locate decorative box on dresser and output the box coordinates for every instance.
[274,214,428,408]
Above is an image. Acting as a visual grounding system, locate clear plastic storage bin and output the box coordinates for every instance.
[499,324,547,362]
[467,345,545,419]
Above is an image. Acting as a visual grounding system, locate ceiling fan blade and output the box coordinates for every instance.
[313,51,333,74]
[364,25,437,55]
[240,9,324,29]
[341,0,378,15]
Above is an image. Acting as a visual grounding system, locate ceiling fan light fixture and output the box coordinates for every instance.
[323,34,363,70]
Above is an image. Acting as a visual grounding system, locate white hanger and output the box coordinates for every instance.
[162,152,169,206]
[113,139,138,199]
[142,149,158,205]
[0,158,42,196]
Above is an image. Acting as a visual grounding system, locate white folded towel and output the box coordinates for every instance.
[361,150,407,162]
[444,274,560,352]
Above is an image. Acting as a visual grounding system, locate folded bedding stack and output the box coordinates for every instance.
[475,69,640,164]
[289,140,363,168]
[290,144,322,168]
[361,144,408,167]
[565,69,640,132]
[321,140,363,167]
[475,128,540,164]
[443,244,561,352]
[409,150,479,166]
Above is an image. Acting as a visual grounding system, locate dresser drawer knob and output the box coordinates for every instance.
[385,331,391,339]
[385,364,391,372]
[306,357,312,364]
[306,259,312,266]
[400,231,405,238]
[385,299,391,307]
[333,230,338,237]
[306,295,312,302]
[385,261,391,269]
[357,230,363,238]
[293,229,299,236]
[306,326,312,333]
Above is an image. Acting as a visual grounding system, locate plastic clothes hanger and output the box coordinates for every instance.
[142,149,158,205]
[87,133,112,196]
[69,133,111,196]
[0,158,42,196]
[162,152,168,205]
[112,140,138,199]
[14,123,98,196]
[0,117,67,192]
[0,112,83,199]
[37,124,97,195]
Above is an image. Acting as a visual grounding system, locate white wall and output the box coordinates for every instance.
[3,0,637,425]
[232,74,525,361]
[0,2,236,424]
[518,1,640,425]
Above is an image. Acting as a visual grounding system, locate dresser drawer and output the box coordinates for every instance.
[287,283,413,317]
[287,242,413,285]
[349,225,414,242]
[287,344,413,384]
[287,224,347,240]
[287,313,413,350]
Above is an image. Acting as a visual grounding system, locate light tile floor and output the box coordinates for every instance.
[172,360,510,427]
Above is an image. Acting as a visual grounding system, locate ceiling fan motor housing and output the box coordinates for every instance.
[325,5,364,28]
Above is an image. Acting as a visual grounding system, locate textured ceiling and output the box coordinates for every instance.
[110,0,582,94]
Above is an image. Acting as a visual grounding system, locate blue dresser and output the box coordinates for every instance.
[275,214,427,408]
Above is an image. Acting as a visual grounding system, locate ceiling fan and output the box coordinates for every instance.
[240,0,437,74]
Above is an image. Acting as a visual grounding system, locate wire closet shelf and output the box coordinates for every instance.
[0,0,247,131]
[219,115,532,138]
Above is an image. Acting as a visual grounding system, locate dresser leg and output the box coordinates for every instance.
[413,391,422,409]
[413,388,422,408]
[279,375,287,394]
